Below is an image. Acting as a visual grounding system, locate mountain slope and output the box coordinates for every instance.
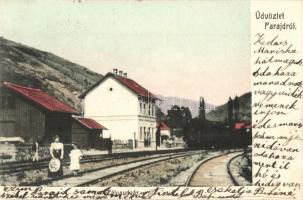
[156,94,215,117]
[0,37,102,110]
[0,37,249,119]
[206,92,251,122]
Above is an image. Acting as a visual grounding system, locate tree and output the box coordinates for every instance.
[233,95,240,122]
[167,105,192,138]
[183,117,201,148]
[167,105,182,137]
[182,107,192,125]
[227,97,233,124]
[199,97,206,121]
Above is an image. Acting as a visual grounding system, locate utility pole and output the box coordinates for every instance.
[133,132,136,150]
[155,97,164,151]
[156,120,161,151]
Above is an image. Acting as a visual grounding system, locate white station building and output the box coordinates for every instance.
[79,69,158,149]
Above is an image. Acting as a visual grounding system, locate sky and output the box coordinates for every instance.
[0,0,250,105]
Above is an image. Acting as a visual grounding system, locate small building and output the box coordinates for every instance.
[72,117,107,149]
[157,121,171,144]
[233,122,252,147]
[79,69,159,149]
[234,122,251,134]
[0,82,79,143]
[0,82,106,148]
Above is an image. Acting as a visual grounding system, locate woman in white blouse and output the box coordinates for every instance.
[48,135,64,177]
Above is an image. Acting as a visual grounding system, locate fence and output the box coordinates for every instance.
[0,143,74,163]
[112,139,133,149]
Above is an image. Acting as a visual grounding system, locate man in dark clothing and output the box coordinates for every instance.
[108,139,113,155]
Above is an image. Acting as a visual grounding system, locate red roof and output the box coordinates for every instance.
[157,122,170,130]
[235,122,251,130]
[75,118,107,130]
[115,74,157,99]
[80,72,157,99]
[2,82,78,114]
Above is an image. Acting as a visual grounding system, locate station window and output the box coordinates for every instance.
[143,103,146,115]
[140,102,143,114]
[148,104,151,116]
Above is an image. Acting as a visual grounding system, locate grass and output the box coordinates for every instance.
[94,154,203,187]
[239,155,252,183]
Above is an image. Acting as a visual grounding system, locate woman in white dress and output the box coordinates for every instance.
[69,144,83,176]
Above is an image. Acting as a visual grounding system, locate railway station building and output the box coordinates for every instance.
[79,69,159,149]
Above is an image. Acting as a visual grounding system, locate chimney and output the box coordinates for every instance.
[113,68,118,75]
[123,72,127,78]
[118,70,123,76]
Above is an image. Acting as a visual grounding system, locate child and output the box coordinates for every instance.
[69,144,83,176]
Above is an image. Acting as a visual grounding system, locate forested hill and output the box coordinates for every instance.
[205,92,251,123]
[0,37,103,110]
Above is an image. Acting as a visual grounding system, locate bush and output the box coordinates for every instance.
[160,175,169,184]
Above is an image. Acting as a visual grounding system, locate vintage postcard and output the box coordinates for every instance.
[0,0,302,199]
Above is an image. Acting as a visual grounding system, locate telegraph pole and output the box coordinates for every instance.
[155,96,164,151]
[156,120,161,151]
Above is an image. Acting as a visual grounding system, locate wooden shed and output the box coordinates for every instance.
[0,82,78,143]
[72,117,107,149]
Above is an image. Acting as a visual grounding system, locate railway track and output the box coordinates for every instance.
[186,151,243,187]
[2,150,248,187]
[0,154,108,175]
[227,153,244,186]
[0,148,185,175]
[27,150,204,186]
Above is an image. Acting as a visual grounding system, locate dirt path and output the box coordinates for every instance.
[188,152,242,186]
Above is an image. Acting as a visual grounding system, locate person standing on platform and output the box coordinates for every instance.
[69,144,83,176]
[48,135,64,178]
[108,138,113,155]
[32,140,39,163]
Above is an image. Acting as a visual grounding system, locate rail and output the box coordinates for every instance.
[0,148,185,175]
[21,150,201,186]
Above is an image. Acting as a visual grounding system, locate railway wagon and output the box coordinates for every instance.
[185,120,251,149]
